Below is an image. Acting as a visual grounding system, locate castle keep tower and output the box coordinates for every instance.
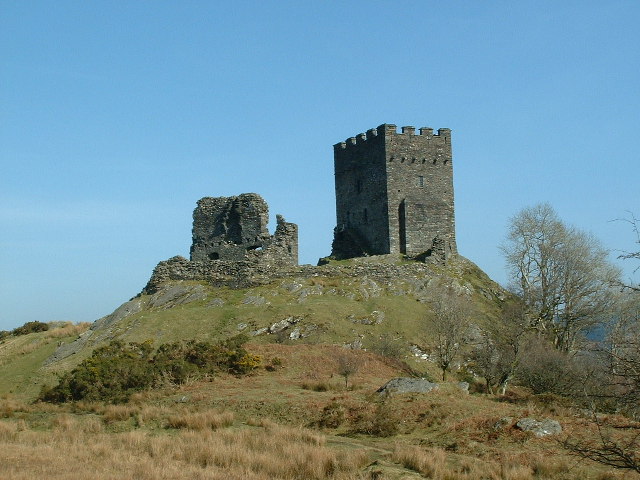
[331,124,457,260]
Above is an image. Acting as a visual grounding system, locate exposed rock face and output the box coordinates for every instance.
[44,283,209,365]
[190,194,298,265]
[147,284,208,309]
[377,377,439,395]
[515,418,563,437]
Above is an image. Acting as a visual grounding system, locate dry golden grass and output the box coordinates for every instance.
[1,343,637,479]
[391,444,583,480]
[0,396,31,417]
[100,404,139,423]
[166,410,234,430]
[393,444,447,478]
[44,322,91,339]
[0,416,369,480]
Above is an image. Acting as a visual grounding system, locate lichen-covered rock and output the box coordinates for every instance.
[457,381,470,394]
[515,418,562,437]
[377,377,439,395]
[269,317,299,333]
[208,298,225,307]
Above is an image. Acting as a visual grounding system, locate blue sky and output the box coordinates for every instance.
[1,1,638,330]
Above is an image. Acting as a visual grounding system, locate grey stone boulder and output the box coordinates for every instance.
[269,316,299,333]
[208,297,225,307]
[377,378,439,395]
[457,381,470,394]
[515,418,562,437]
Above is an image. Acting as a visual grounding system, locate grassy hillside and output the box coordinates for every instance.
[1,343,637,479]
[0,255,505,399]
[1,256,636,478]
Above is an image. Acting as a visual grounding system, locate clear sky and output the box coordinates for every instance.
[1,1,638,331]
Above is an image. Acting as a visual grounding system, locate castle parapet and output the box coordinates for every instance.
[335,124,450,150]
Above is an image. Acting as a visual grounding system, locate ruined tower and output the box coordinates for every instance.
[331,124,456,261]
[190,193,298,265]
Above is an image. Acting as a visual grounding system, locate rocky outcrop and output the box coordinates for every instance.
[377,378,439,395]
[515,418,563,437]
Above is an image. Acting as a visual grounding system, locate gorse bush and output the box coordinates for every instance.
[12,321,49,336]
[39,334,260,403]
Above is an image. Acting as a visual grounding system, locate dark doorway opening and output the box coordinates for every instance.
[398,200,407,254]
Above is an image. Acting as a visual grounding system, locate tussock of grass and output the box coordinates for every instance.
[0,416,367,479]
[393,444,447,477]
[101,404,139,423]
[166,410,234,430]
[44,322,91,339]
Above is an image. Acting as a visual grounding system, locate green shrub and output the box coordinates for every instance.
[39,335,260,404]
[12,321,49,336]
[264,356,283,371]
[39,340,155,404]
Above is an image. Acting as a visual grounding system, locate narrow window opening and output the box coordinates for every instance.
[363,208,368,224]
[417,176,424,187]
[209,252,220,260]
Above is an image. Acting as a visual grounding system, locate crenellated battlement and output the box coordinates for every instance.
[334,124,451,150]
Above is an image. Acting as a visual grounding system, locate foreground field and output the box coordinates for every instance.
[1,343,637,479]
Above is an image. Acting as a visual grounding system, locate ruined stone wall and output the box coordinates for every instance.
[190,193,298,265]
[142,193,298,294]
[332,123,456,260]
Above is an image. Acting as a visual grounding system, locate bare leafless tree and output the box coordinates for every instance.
[470,302,528,394]
[426,288,471,381]
[616,211,640,292]
[561,292,640,472]
[603,294,640,418]
[336,351,362,389]
[563,413,640,473]
[502,203,620,352]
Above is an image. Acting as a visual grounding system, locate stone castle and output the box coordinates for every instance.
[143,123,456,292]
[332,124,456,262]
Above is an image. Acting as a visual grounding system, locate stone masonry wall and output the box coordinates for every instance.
[333,127,389,256]
[384,125,457,257]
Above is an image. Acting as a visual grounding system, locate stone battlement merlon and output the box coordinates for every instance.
[334,124,451,150]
